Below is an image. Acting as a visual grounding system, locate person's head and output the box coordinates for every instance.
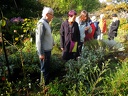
[112,14,117,18]
[42,7,54,22]
[112,13,118,21]
[68,10,77,24]
[91,16,97,22]
[79,10,88,22]
[100,14,105,19]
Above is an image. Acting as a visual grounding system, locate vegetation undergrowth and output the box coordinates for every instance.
[0,1,128,95]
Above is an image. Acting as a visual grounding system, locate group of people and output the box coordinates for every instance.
[35,7,120,86]
[91,13,120,41]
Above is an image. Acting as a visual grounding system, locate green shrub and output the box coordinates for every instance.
[102,61,128,95]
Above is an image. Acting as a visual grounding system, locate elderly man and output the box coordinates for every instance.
[36,7,54,85]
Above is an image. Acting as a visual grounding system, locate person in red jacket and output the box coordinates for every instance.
[84,16,97,41]
[85,22,96,41]
[91,16,101,40]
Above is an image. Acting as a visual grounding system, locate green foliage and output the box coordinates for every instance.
[40,0,101,15]
[0,79,12,96]
[2,17,38,44]
[77,0,100,12]
[99,2,128,17]
[52,34,61,53]
[50,54,65,77]
[47,79,66,96]
[102,61,128,95]
[22,18,38,34]
[60,46,110,95]
[0,2,128,95]
[48,38,127,96]
[9,42,39,73]
[51,17,62,54]
[0,0,43,18]
[83,39,109,54]
[64,41,108,89]
[51,17,62,33]
[66,63,107,96]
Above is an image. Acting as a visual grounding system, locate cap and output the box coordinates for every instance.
[112,14,117,17]
[68,10,77,17]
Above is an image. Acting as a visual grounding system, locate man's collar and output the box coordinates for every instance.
[42,17,49,23]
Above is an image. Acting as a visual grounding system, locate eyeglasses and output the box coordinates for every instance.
[48,13,53,16]
[69,15,76,17]
[69,15,73,17]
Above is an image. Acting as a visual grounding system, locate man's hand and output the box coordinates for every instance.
[61,48,64,51]
[39,55,45,61]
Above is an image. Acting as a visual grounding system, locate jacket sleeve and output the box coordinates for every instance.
[111,20,120,31]
[88,23,92,34]
[36,23,45,56]
[76,23,80,45]
[60,22,65,48]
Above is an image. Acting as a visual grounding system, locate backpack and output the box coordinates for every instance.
[93,22,99,31]
[85,22,96,41]
[93,26,101,39]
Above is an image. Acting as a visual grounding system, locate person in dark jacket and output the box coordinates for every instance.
[60,10,80,61]
[108,14,120,40]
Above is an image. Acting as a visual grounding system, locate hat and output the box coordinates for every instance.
[91,16,97,22]
[68,10,77,17]
[112,14,117,17]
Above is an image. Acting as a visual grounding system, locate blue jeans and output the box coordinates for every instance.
[39,51,51,85]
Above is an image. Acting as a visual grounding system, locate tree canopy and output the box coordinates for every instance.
[0,0,101,18]
[0,0,43,18]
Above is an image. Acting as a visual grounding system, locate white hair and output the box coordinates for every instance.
[91,16,97,22]
[42,7,54,17]
[100,14,105,19]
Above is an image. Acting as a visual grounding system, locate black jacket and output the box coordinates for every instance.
[108,20,120,37]
[60,20,80,52]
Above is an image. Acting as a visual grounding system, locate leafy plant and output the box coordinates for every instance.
[102,61,128,95]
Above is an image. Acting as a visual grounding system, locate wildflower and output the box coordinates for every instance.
[15,37,19,41]
[14,30,17,33]
[10,17,24,23]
